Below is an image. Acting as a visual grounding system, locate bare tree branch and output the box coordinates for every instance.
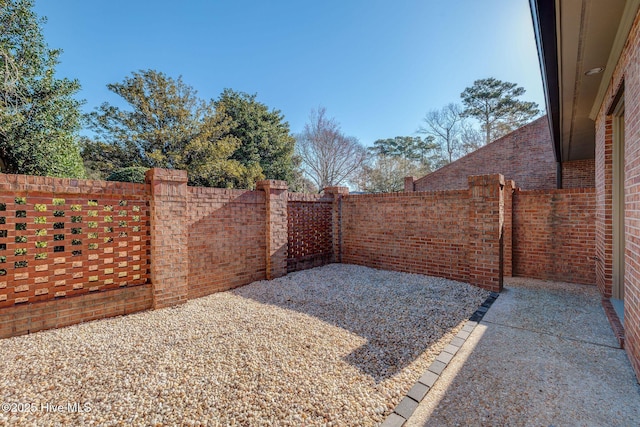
[295,107,366,191]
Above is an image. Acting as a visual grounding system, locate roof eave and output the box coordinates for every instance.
[529,0,562,163]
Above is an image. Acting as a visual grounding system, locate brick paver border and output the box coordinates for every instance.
[380,292,500,427]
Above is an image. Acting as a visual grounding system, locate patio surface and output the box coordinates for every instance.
[404,277,640,427]
[0,264,487,426]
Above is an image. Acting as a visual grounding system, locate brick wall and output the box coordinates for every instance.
[287,193,333,272]
[187,187,266,299]
[594,6,640,380]
[562,159,596,188]
[0,285,152,338]
[2,167,601,342]
[512,188,596,284]
[342,175,505,291]
[256,181,288,280]
[342,190,470,282]
[146,169,188,309]
[413,116,556,191]
[0,173,151,336]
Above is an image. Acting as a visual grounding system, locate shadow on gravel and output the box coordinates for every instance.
[230,264,487,382]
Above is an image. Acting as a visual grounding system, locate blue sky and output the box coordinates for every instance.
[34,0,544,147]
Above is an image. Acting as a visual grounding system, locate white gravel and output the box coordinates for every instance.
[0,264,488,426]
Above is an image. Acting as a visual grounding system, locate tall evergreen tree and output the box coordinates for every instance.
[215,89,296,184]
[0,0,85,177]
[461,77,539,145]
[85,70,261,188]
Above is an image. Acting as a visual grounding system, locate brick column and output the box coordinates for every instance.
[145,168,189,309]
[404,176,416,192]
[256,180,288,279]
[324,186,349,263]
[502,179,515,277]
[468,174,505,292]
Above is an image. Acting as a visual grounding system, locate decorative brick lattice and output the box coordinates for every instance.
[0,194,149,307]
[287,198,333,272]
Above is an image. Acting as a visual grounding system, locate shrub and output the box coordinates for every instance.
[106,167,149,184]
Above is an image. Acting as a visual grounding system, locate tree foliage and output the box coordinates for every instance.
[359,135,437,193]
[106,166,149,184]
[0,0,85,177]
[369,136,437,163]
[460,77,539,145]
[84,70,262,188]
[215,89,295,183]
[296,107,366,190]
[355,155,431,193]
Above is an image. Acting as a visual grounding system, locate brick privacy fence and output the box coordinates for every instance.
[343,174,506,292]
[187,186,266,299]
[511,188,596,284]
[0,173,152,338]
[0,170,541,338]
[287,192,333,272]
[0,171,352,337]
[404,178,597,286]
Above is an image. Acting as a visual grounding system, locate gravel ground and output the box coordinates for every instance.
[0,264,488,426]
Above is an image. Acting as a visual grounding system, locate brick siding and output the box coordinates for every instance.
[594,6,640,380]
[414,116,557,191]
[512,188,596,284]
[562,159,596,188]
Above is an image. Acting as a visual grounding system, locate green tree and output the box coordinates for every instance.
[460,77,540,145]
[79,137,138,180]
[215,89,296,183]
[370,136,438,165]
[106,166,149,184]
[356,154,431,193]
[85,70,260,188]
[0,0,85,177]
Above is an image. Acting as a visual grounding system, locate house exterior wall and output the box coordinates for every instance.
[413,116,557,191]
[562,159,596,188]
[594,7,640,380]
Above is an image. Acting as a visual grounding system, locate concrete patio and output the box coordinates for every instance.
[395,277,640,426]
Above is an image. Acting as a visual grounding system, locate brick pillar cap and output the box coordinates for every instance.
[256,180,288,191]
[145,168,188,184]
[323,186,349,195]
[404,176,416,192]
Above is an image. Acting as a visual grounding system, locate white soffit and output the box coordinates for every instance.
[557,0,627,160]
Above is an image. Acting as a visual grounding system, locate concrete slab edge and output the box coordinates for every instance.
[601,298,625,349]
[379,292,500,427]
